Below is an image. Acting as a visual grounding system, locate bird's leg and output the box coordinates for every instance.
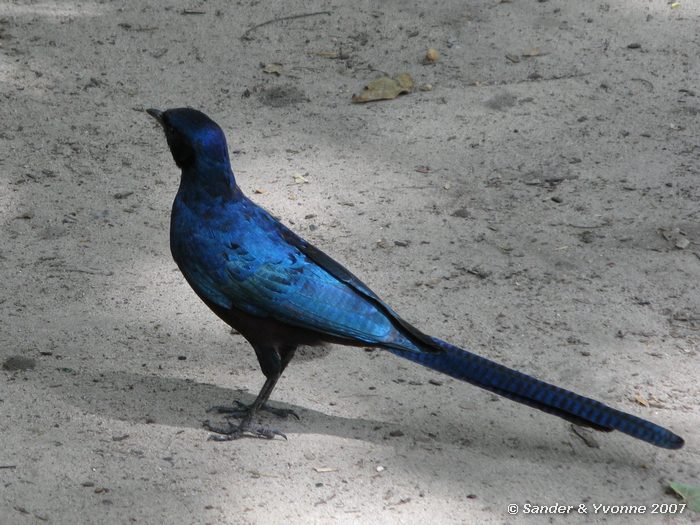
[206,344,299,421]
[204,375,289,440]
[204,344,299,440]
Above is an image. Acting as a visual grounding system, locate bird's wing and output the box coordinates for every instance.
[182,202,429,351]
[275,221,439,350]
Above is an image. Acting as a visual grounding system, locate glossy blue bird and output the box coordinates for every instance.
[147,107,683,449]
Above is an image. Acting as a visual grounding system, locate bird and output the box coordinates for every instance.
[146,107,684,449]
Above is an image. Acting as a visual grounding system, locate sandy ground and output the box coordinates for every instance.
[1,0,699,523]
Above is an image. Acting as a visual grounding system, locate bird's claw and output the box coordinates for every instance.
[206,402,248,419]
[203,419,287,441]
[207,400,300,420]
[260,405,300,420]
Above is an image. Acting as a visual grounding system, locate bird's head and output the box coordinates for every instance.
[147,107,231,171]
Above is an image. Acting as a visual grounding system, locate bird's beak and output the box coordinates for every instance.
[146,108,164,125]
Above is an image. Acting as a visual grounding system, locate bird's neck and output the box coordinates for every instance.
[178,158,239,201]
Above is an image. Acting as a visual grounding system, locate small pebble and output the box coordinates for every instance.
[423,48,439,63]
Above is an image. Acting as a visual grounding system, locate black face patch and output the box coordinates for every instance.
[165,127,196,169]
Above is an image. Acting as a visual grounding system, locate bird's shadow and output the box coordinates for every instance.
[49,364,646,467]
[54,366,415,445]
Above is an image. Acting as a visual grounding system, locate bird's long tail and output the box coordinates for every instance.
[387,338,684,449]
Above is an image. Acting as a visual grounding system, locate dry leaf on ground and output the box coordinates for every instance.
[351,73,414,103]
[262,63,283,75]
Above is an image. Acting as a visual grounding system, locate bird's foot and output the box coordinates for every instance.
[203,419,287,441]
[207,400,300,420]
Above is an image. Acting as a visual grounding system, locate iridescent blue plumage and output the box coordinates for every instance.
[171,191,415,347]
[149,107,683,449]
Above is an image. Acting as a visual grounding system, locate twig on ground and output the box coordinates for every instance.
[241,11,331,41]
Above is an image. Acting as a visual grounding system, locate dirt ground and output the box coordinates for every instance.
[1,0,698,523]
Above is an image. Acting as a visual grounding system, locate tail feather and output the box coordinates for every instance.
[387,337,684,449]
